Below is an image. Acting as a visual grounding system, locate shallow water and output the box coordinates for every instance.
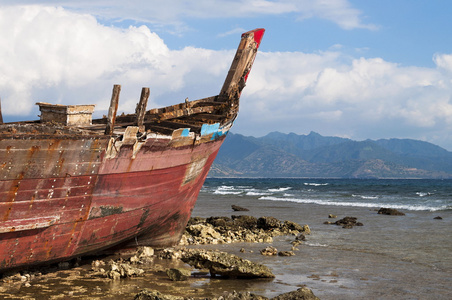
[192,189,452,299]
[1,179,451,299]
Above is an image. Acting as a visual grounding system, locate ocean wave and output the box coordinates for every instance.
[258,196,449,212]
[246,191,271,196]
[268,187,292,192]
[213,185,243,195]
[304,183,329,186]
[352,194,379,200]
[416,192,432,197]
[213,190,242,195]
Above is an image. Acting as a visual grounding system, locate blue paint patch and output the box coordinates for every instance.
[201,123,220,136]
[181,128,190,137]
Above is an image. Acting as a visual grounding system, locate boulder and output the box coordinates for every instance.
[232,205,250,211]
[271,287,320,300]
[257,217,281,230]
[326,216,363,228]
[231,215,258,229]
[260,246,278,256]
[278,251,295,257]
[181,249,275,278]
[166,268,191,281]
[378,208,405,216]
[134,289,182,300]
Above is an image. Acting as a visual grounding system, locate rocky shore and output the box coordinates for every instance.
[0,213,319,300]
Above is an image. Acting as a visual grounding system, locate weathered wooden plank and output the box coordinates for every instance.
[105,84,121,135]
[136,87,150,132]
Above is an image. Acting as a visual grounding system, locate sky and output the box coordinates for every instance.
[1,1,452,150]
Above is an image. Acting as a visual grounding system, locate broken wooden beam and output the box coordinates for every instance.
[136,87,150,132]
[105,84,121,135]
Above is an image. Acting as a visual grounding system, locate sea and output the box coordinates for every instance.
[192,178,452,299]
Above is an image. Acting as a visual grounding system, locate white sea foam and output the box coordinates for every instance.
[268,187,292,192]
[258,196,447,212]
[305,242,328,247]
[352,194,379,200]
[213,185,243,195]
[246,191,271,196]
[416,192,432,197]
[304,183,329,186]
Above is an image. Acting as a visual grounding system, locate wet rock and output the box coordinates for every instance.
[91,259,144,279]
[260,246,278,256]
[180,215,308,246]
[215,291,268,300]
[134,289,183,300]
[296,233,306,241]
[231,215,258,228]
[257,216,281,230]
[282,220,304,231]
[232,205,250,211]
[378,208,405,216]
[328,214,337,218]
[302,225,311,235]
[326,216,363,228]
[433,216,443,220]
[166,268,191,281]
[135,289,268,300]
[271,287,320,300]
[181,249,275,278]
[278,251,295,257]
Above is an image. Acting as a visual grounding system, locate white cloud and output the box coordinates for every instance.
[1,5,451,150]
[1,0,376,31]
[236,49,452,150]
[434,53,452,72]
[0,5,230,117]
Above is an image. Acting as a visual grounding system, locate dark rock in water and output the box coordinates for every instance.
[134,289,182,300]
[282,220,304,231]
[325,216,363,228]
[271,287,320,300]
[296,233,306,241]
[433,216,443,220]
[135,289,268,300]
[378,208,405,216]
[328,214,337,218]
[278,251,295,257]
[181,249,275,278]
[260,246,278,256]
[165,268,191,281]
[232,205,249,211]
[257,216,281,230]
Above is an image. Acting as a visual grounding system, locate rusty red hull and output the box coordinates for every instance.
[0,132,225,270]
[0,28,264,271]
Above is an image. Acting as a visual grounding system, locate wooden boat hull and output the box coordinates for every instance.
[0,130,225,270]
[0,28,264,271]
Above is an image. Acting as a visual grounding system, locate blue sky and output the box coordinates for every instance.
[1,1,452,150]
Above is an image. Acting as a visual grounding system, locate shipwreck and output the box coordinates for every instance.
[0,29,265,271]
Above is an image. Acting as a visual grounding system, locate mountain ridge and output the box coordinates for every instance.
[209,132,452,179]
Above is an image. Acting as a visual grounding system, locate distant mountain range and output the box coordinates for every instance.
[209,131,452,179]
